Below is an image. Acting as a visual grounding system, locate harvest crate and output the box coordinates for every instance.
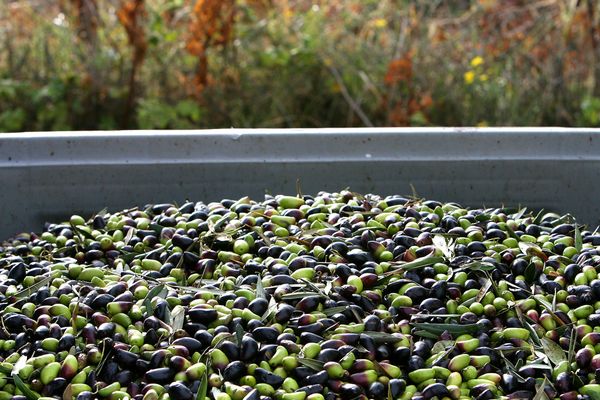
[1,127,600,239]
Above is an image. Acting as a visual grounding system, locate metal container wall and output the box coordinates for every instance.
[1,128,600,239]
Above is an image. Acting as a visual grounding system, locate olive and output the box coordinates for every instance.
[168,382,193,400]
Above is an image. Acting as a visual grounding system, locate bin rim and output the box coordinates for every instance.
[2,126,600,139]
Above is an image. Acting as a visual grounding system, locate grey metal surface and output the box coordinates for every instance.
[1,127,600,239]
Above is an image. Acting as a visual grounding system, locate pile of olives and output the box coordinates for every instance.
[0,191,599,400]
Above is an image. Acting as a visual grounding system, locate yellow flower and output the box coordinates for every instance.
[464,71,475,85]
[374,18,387,28]
[470,56,484,68]
[477,121,488,127]
[479,74,488,82]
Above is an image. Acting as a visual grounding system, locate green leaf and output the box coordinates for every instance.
[540,337,566,365]
[513,207,528,221]
[505,223,520,241]
[567,327,577,368]
[143,284,168,318]
[534,294,564,326]
[514,307,541,347]
[322,306,349,316]
[349,306,363,323]
[432,235,452,258]
[170,305,185,332]
[532,209,545,225]
[261,296,278,322]
[256,275,266,300]
[430,344,455,366]
[281,292,325,300]
[476,279,492,302]
[361,331,402,344]
[575,224,583,253]
[12,373,40,399]
[524,263,536,283]
[411,322,479,335]
[413,330,442,339]
[196,370,208,400]
[235,323,245,346]
[532,376,550,400]
[14,275,52,299]
[297,358,325,371]
[412,314,462,319]
[378,256,445,285]
[521,363,552,371]
[541,212,561,222]
[431,340,455,354]
[401,256,446,271]
[454,261,496,273]
[95,338,114,376]
[518,242,546,259]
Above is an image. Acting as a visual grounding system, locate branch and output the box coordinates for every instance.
[326,62,374,127]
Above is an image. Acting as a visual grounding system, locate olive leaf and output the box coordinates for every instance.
[505,223,520,241]
[300,278,326,296]
[143,284,168,318]
[322,306,349,316]
[476,279,493,302]
[518,242,546,260]
[260,296,278,322]
[454,261,496,273]
[411,322,479,335]
[256,275,266,300]
[521,363,552,371]
[534,294,564,326]
[95,338,114,376]
[361,332,402,344]
[412,314,461,319]
[123,226,136,245]
[196,370,208,400]
[575,223,583,253]
[512,207,529,221]
[514,307,541,347]
[281,292,325,300]
[540,337,565,365]
[432,235,452,258]
[413,330,441,339]
[70,223,95,240]
[13,373,40,400]
[567,327,577,368]
[532,209,546,225]
[431,340,455,354]
[235,323,245,346]
[71,301,80,333]
[14,275,52,299]
[430,344,455,366]
[297,358,325,371]
[541,212,562,223]
[349,306,364,323]
[378,256,445,286]
[401,256,445,271]
[532,376,550,400]
[170,305,185,332]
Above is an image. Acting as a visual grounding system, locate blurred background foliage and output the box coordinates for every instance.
[1,0,600,131]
